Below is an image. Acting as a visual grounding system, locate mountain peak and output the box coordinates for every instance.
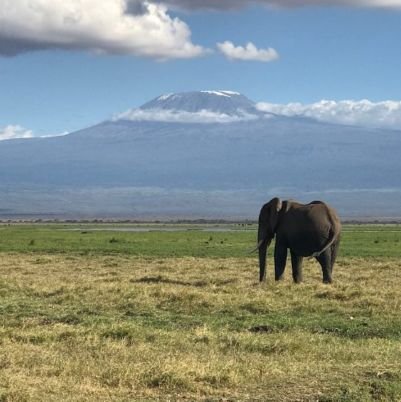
[140,90,257,115]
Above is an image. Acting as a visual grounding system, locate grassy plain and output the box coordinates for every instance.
[0,223,401,401]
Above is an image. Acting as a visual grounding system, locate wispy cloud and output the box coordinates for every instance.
[217,41,279,62]
[115,108,260,124]
[256,99,401,130]
[0,125,34,140]
[155,0,401,10]
[0,0,205,59]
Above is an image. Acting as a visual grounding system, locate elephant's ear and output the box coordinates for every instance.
[269,197,283,234]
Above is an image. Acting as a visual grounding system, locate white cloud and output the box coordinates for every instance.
[256,99,401,129]
[157,0,401,10]
[115,108,260,123]
[0,125,34,140]
[217,41,279,62]
[0,0,205,59]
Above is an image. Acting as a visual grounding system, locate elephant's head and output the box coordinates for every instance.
[257,197,283,282]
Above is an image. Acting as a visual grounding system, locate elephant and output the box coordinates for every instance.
[257,198,341,284]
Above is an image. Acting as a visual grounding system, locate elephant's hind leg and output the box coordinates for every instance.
[290,250,303,283]
[330,237,340,272]
[316,249,332,284]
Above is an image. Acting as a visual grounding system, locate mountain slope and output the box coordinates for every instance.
[1,91,401,219]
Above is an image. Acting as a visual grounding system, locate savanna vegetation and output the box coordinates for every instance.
[0,223,401,401]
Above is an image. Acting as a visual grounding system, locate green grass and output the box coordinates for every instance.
[0,223,253,257]
[0,224,401,400]
[1,223,401,257]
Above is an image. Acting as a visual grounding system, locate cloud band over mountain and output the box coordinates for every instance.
[257,99,401,130]
[115,108,261,124]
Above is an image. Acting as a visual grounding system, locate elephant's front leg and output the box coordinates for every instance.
[274,241,288,281]
[290,250,303,283]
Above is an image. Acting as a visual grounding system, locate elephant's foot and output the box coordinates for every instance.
[275,275,285,281]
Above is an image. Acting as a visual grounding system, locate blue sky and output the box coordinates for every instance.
[1,1,401,138]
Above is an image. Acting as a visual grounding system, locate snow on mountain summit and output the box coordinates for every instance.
[199,90,241,97]
[139,90,257,115]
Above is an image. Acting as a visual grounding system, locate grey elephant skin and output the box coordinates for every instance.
[257,198,341,284]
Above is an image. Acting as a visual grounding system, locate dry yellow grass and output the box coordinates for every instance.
[1,253,401,401]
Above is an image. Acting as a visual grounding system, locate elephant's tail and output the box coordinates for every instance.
[311,229,338,257]
[311,211,341,258]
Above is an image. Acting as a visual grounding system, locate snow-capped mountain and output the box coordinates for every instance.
[140,90,259,114]
[1,91,401,220]
[115,90,265,123]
